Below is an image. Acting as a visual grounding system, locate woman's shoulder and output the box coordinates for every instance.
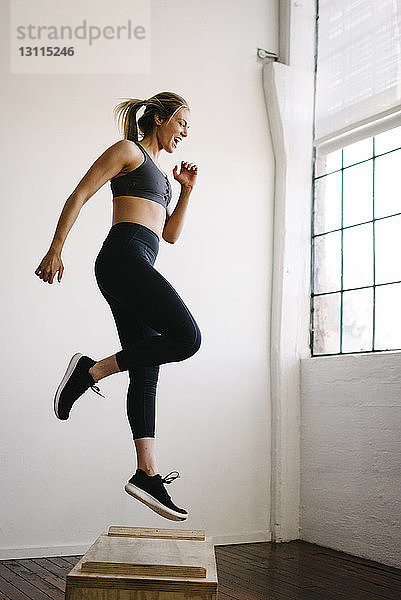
[108,139,142,157]
[107,139,144,174]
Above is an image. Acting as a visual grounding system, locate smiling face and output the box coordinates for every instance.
[156,106,190,153]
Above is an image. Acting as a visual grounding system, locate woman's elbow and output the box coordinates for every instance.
[162,233,176,244]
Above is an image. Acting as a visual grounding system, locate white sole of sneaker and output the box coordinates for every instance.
[54,352,84,419]
[124,482,188,521]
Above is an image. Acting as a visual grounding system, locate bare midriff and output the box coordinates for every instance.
[112,195,166,241]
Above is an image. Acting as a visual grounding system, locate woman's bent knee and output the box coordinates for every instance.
[183,325,202,359]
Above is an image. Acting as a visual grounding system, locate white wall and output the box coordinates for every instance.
[0,0,278,557]
[301,353,401,569]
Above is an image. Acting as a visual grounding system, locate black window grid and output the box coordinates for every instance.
[310,140,401,356]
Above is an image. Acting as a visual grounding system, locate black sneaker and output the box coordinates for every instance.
[54,352,105,420]
[124,469,188,521]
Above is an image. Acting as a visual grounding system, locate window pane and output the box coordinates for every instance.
[343,223,373,290]
[375,283,401,350]
[312,128,401,355]
[313,231,341,294]
[343,161,373,227]
[315,147,342,177]
[375,214,401,285]
[314,172,342,235]
[374,149,401,218]
[313,293,341,355]
[342,288,373,353]
[343,137,373,168]
[375,125,401,155]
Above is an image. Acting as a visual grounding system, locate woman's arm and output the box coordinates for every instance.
[162,185,193,244]
[162,161,198,244]
[35,140,137,284]
[49,140,135,254]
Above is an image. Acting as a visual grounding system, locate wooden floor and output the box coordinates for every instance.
[0,540,400,600]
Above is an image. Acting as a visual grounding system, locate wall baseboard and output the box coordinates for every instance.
[0,530,273,559]
[212,530,272,546]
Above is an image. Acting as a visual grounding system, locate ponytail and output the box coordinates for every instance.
[113,98,146,141]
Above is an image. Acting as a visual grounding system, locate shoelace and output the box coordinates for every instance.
[161,470,180,484]
[90,384,105,398]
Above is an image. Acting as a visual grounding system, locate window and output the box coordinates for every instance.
[314,0,401,145]
[311,126,401,355]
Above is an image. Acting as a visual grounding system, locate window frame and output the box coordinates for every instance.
[310,135,401,356]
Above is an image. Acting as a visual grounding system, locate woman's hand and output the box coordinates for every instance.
[173,161,198,188]
[35,249,64,284]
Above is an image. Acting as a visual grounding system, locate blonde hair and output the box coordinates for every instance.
[113,91,189,141]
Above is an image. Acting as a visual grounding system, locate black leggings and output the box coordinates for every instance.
[94,222,202,440]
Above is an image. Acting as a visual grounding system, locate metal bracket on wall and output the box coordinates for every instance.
[257,48,278,60]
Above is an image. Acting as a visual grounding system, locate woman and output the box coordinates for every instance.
[34,91,201,522]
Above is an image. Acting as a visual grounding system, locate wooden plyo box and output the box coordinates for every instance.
[65,526,218,600]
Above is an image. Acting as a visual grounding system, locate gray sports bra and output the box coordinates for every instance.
[110,140,172,208]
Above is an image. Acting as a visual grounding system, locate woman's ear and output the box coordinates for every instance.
[154,112,165,127]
